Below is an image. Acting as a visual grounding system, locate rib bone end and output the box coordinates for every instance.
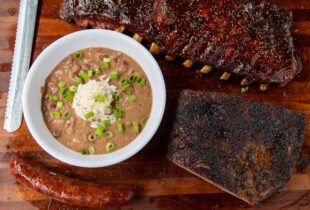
[116,26,126,33]
[133,34,143,42]
[260,84,269,91]
[200,65,212,74]
[149,43,161,54]
[183,60,193,68]
[165,55,176,61]
[220,72,231,80]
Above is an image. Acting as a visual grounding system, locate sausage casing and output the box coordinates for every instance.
[10,155,134,207]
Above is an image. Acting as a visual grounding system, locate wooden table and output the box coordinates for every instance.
[0,0,310,209]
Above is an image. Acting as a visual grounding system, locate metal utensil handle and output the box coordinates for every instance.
[4,0,38,132]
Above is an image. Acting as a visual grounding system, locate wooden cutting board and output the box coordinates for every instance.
[0,0,309,209]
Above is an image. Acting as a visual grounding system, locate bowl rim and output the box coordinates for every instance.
[22,29,166,168]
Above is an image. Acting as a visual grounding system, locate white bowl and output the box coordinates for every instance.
[23,29,166,168]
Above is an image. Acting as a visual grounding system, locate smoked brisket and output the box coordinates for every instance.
[167,90,306,205]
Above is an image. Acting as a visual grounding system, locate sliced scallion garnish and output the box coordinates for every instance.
[64,92,74,102]
[127,94,137,102]
[88,145,95,154]
[133,122,139,133]
[100,61,109,69]
[128,74,136,83]
[75,76,83,84]
[59,86,67,96]
[62,111,71,119]
[103,57,111,63]
[56,101,63,108]
[136,76,145,86]
[94,68,102,75]
[74,52,83,60]
[79,70,88,80]
[58,82,66,88]
[104,131,113,139]
[96,125,105,137]
[241,86,249,94]
[113,93,120,100]
[110,71,118,79]
[52,111,61,118]
[81,149,89,155]
[88,133,96,142]
[94,94,107,103]
[84,111,94,120]
[69,85,77,92]
[117,122,124,132]
[49,95,59,101]
[87,70,93,77]
[103,120,110,128]
[120,78,127,86]
[106,142,115,152]
[141,115,148,124]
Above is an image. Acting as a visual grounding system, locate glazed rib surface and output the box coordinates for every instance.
[167,90,306,205]
[60,0,301,85]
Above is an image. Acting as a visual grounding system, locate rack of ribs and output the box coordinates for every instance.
[167,90,306,205]
[59,0,301,89]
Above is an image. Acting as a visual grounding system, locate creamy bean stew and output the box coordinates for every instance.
[42,48,152,155]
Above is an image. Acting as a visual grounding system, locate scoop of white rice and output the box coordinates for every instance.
[72,76,117,128]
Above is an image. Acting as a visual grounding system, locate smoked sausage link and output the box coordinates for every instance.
[10,155,134,207]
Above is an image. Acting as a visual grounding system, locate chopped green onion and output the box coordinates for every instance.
[81,149,89,155]
[59,87,67,95]
[88,145,95,154]
[87,70,93,77]
[113,105,125,119]
[94,68,102,75]
[106,142,115,152]
[69,85,77,92]
[103,120,110,128]
[103,57,111,62]
[74,52,83,60]
[107,106,112,110]
[56,101,63,108]
[113,93,120,100]
[117,122,124,132]
[120,78,127,86]
[62,111,71,119]
[96,125,105,137]
[49,95,59,101]
[141,115,148,124]
[127,94,137,102]
[94,94,107,103]
[104,131,113,139]
[79,70,88,80]
[88,133,96,142]
[52,111,61,118]
[100,61,109,69]
[136,76,146,86]
[84,111,94,119]
[241,86,249,94]
[133,122,139,133]
[75,76,83,84]
[128,74,136,83]
[123,89,132,95]
[110,71,118,79]
[58,82,66,88]
[64,92,74,102]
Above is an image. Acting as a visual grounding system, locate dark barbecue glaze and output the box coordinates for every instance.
[10,155,134,208]
[167,90,306,205]
[59,0,300,85]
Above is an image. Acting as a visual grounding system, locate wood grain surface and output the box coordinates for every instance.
[0,0,310,209]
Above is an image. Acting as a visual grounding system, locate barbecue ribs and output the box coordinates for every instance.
[167,90,306,205]
[60,0,301,86]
